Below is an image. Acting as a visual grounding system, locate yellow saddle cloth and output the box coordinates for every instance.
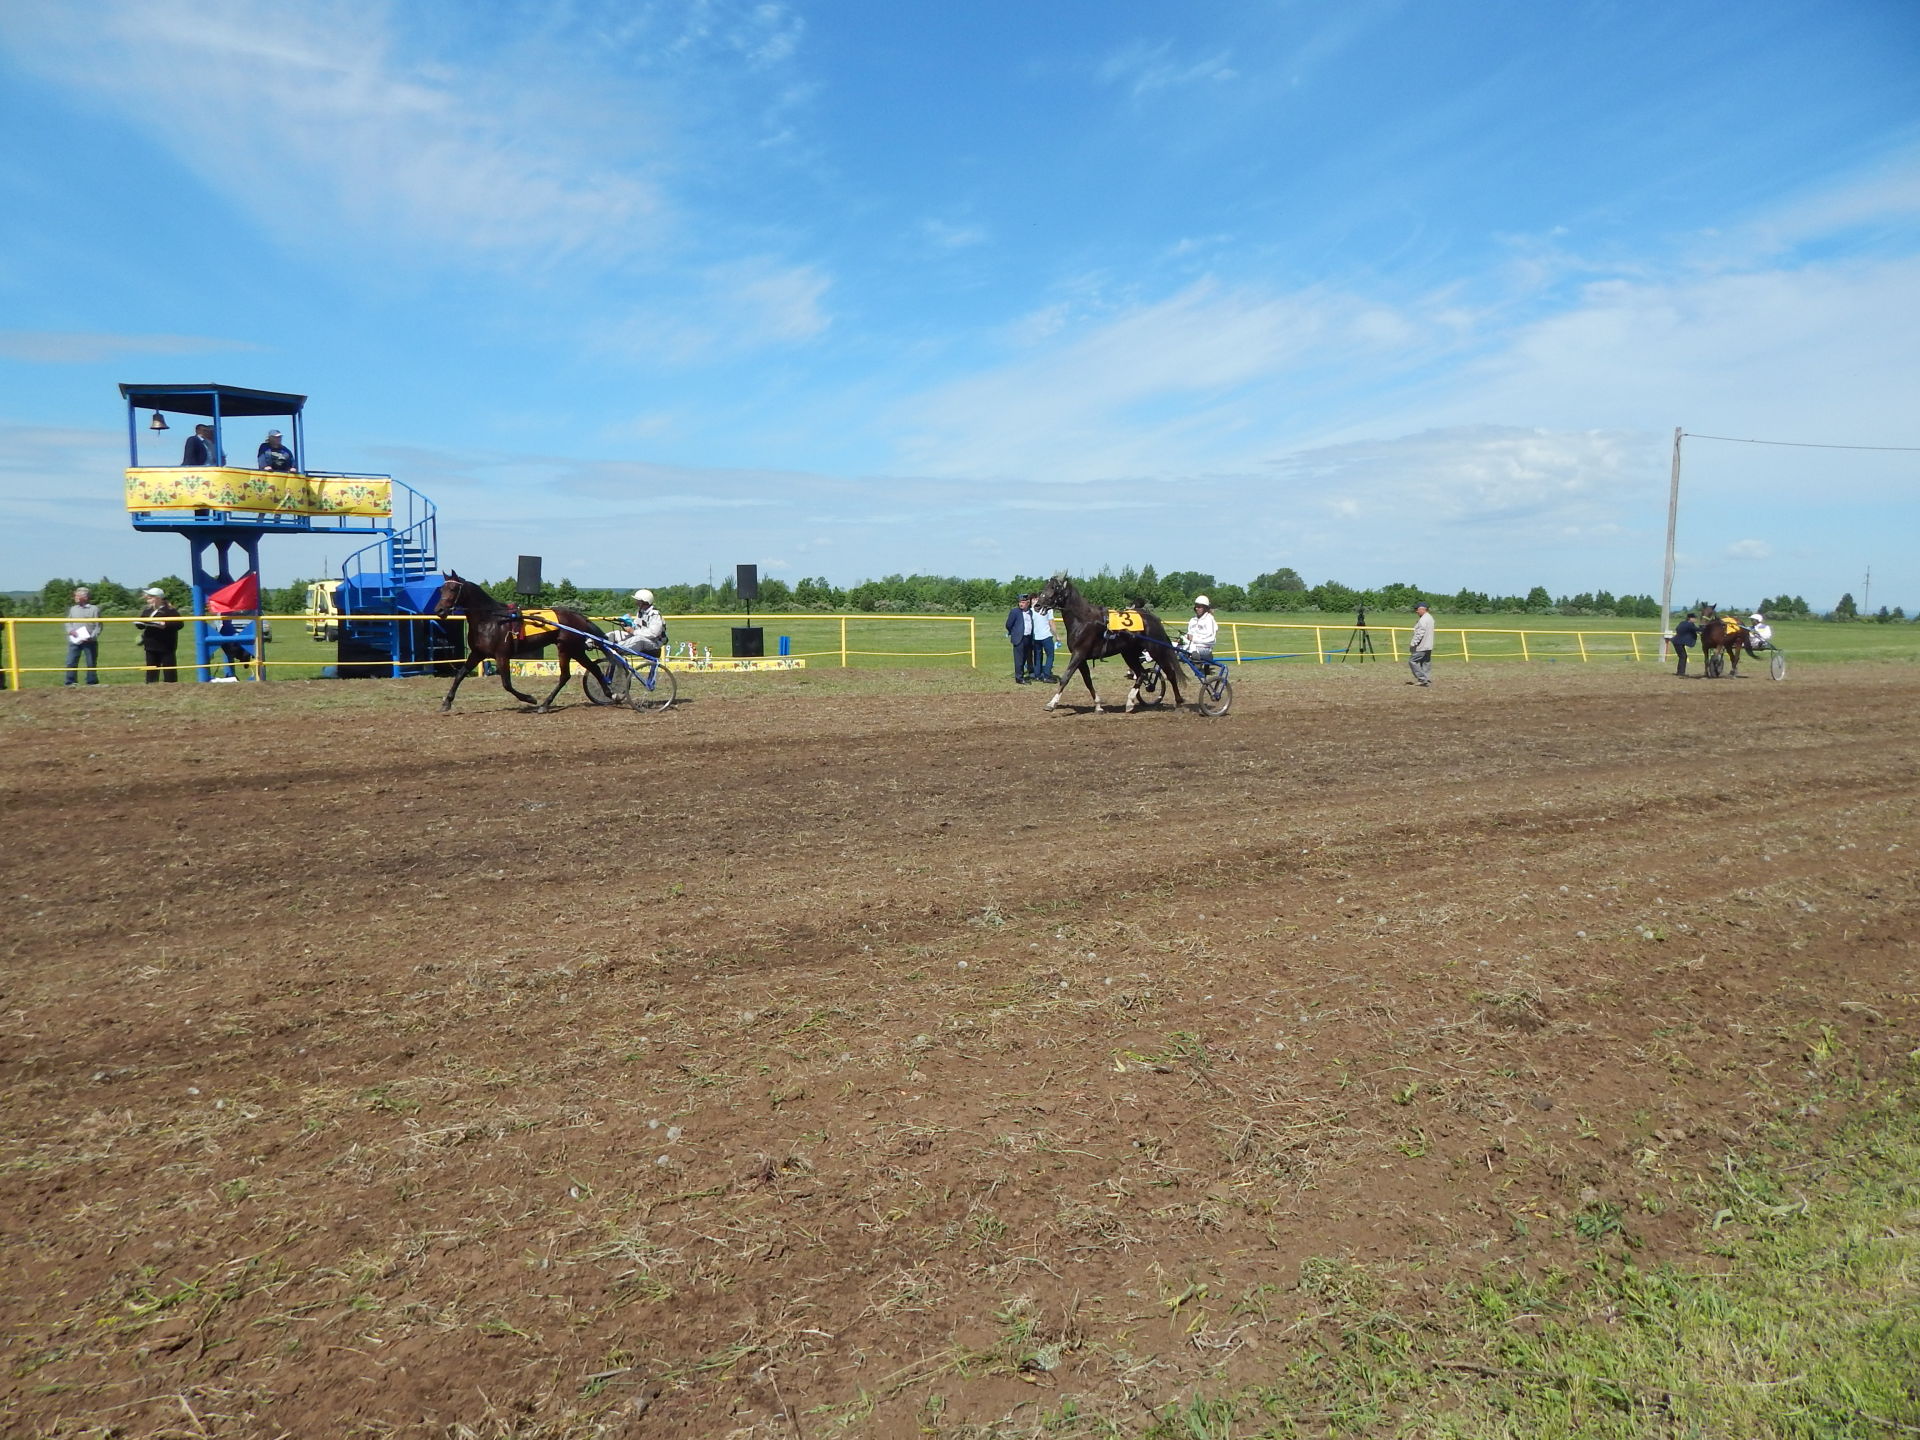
[1105,608,1146,633]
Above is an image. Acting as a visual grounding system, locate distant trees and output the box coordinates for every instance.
[11,569,1893,621]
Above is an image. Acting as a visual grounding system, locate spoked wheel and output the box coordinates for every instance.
[1136,662,1167,707]
[1198,664,1233,717]
[583,651,631,706]
[1769,649,1787,681]
[627,662,676,713]
[1704,649,1725,679]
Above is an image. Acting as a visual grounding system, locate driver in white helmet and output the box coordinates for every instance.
[1180,595,1218,663]
[1747,612,1773,651]
[613,588,667,656]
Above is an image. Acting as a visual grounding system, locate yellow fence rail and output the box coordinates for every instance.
[0,612,981,689]
[1215,620,1663,666]
[2,611,1667,690]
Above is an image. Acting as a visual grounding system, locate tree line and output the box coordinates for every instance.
[1,570,1907,622]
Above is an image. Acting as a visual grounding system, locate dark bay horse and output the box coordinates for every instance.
[1697,604,1748,678]
[429,572,609,713]
[1033,575,1185,713]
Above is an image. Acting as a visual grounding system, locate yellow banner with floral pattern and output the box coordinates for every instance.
[125,468,393,517]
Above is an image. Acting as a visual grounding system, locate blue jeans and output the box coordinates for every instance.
[1033,636,1056,678]
[64,639,99,685]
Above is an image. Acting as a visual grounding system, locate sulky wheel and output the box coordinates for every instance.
[628,663,676,713]
[583,652,631,706]
[1770,650,1787,681]
[1199,667,1233,717]
[1704,649,1725,679]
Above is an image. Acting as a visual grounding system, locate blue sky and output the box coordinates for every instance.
[2,0,1916,609]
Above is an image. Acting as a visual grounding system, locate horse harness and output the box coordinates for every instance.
[502,605,565,652]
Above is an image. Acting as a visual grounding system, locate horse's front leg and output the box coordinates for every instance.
[498,656,542,707]
[441,652,482,712]
[1124,663,1142,713]
[1047,653,1099,712]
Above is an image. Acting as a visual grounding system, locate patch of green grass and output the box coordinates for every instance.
[1127,1089,1920,1439]
[6,604,1912,687]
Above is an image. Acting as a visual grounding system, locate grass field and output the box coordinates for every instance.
[4,609,1915,687]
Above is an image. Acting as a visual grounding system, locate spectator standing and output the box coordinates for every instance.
[1670,611,1701,677]
[1405,602,1435,687]
[64,586,102,686]
[135,587,183,683]
[256,429,295,472]
[1031,600,1058,682]
[181,424,222,467]
[1005,593,1036,684]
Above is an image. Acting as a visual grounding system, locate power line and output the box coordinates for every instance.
[1683,432,1920,453]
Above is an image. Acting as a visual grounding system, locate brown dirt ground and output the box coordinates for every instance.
[2,661,1917,1438]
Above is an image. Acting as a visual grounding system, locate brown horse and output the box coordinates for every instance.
[1697,604,1748,678]
[429,572,609,712]
[1033,575,1185,713]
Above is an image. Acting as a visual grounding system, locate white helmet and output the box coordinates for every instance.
[1193,595,1211,608]
[633,589,654,604]
[1750,613,1763,623]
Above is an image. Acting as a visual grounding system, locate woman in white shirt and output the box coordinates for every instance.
[1031,604,1058,681]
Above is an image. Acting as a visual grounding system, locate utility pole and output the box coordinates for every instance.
[1661,427,1682,640]
[1863,566,1871,614]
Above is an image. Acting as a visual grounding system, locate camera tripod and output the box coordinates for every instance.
[1341,607,1376,662]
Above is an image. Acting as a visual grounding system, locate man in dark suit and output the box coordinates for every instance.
[181,424,220,466]
[1005,593,1036,684]
[1670,612,1701,677]
[135,587,184,683]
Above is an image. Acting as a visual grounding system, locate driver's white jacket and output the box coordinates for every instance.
[1183,612,1218,652]
[621,606,666,647]
[1751,623,1773,645]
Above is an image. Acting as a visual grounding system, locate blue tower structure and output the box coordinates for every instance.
[121,382,452,678]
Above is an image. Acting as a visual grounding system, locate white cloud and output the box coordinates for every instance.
[892,278,1457,481]
[0,331,255,364]
[601,258,831,364]
[1726,539,1773,560]
[1098,40,1237,97]
[0,0,771,272]
[921,218,989,250]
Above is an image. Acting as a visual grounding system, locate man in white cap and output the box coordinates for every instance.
[256,430,294,472]
[1747,611,1773,653]
[1406,602,1435,686]
[615,588,667,656]
[1181,595,1218,663]
[135,586,184,682]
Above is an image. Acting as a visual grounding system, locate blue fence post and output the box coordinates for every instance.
[778,634,791,656]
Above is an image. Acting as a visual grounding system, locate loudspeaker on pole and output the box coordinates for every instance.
[735,564,759,601]
[516,555,542,597]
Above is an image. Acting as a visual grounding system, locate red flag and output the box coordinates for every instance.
[206,573,260,615]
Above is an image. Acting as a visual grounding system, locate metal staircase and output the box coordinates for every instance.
[338,479,455,675]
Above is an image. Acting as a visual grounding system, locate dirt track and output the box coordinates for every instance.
[4,662,1917,1437]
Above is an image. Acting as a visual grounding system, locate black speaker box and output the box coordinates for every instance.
[736,564,759,601]
[731,626,764,658]
[516,555,543,596]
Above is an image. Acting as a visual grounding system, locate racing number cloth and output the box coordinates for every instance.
[1105,609,1147,634]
